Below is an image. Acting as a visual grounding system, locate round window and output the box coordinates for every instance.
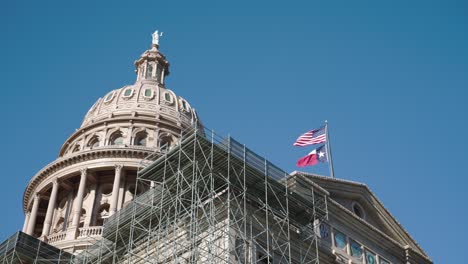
[352,202,365,219]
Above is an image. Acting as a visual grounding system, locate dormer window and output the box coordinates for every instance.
[143,88,154,100]
[164,92,174,105]
[180,99,190,112]
[104,92,115,103]
[123,88,133,98]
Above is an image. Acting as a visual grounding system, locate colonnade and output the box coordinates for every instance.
[22,165,128,241]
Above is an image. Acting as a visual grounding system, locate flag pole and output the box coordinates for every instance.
[325,120,335,178]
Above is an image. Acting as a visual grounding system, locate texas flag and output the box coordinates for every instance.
[296,145,328,167]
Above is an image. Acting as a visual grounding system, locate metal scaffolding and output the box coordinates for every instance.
[76,128,328,264]
[1,128,328,263]
[0,231,73,264]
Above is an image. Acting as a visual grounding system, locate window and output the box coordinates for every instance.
[379,258,390,264]
[365,250,377,264]
[350,240,363,259]
[110,132,124,145]
[181,99,190,111]
[88,137,99,149]
[319,222,331,242]
[333,231,347,249]
[159,136,172,152]
[104,92,115,103]
[164,92,174,104]
[156,65,163,82]
[143,88,154,98]
[146,64,153,79]
[134,132,147,146]
[352,202,365,219]
[123,88,133,98]
[96,204,110,226]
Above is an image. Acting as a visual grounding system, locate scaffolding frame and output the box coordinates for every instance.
[76,128,328,263]
[1,128,328,264]
[0,231,74,264]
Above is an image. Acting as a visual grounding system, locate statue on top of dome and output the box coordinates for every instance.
[152,30,163,46]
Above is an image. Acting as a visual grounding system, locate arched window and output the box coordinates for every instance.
[96,204,110,226]
[159,136,172,152]
[72,145,81,153]
[134,132,147,146]
[109,131,124,146]
[88,136,100,149]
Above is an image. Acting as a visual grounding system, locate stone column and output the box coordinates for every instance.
[22,212,31,232]
[26,193,40,235]
[84,183,97,227]
[70,169,87,228]
[117,171,126,211]
[41,180,59,239]
[109,165,123,215]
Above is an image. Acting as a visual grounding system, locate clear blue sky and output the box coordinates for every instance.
[1,0,467,262]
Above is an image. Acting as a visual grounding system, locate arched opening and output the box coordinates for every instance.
[109,131,124,146]
[100,184,113,196]
[72,145,81,153]
[134,132,147,146]
[88,136,100,149]
[159,135,172,152]
[96,204,110,226]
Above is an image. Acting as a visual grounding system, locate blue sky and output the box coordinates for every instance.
[1,0,467,262]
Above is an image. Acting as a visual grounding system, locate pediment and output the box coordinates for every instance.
[290,171,428,259]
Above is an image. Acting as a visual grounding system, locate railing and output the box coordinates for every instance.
[77,226,103,239]
[47,231,66,244]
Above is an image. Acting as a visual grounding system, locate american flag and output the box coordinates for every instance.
[293,126,326,146]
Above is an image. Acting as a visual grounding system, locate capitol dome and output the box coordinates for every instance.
[21,31,202,253]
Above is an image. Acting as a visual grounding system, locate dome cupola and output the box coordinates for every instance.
[134,31,169,84]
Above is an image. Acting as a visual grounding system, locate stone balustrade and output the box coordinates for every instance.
[77,226,103,239]
[47,231,66,244]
